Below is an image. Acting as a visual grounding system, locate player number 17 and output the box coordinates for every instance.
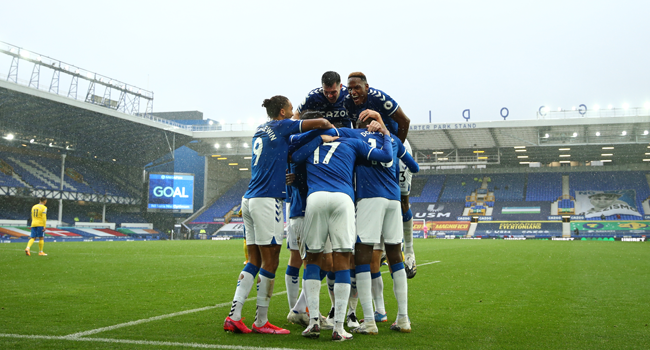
[313,142,340,165]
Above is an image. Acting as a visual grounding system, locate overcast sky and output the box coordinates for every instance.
[1,1,649,125]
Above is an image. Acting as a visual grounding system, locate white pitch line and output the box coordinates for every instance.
[66,260,442,338]
[65,290,288,338]
[0,333,303,350]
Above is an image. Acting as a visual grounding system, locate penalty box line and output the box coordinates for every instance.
[0,333,302,350]
[65,260,441,338]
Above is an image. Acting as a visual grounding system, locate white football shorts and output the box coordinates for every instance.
[288,216,303,252]
[242,197,284,246]
[356,197,403,245]
[399,139,413,196]
[303,191,355,253]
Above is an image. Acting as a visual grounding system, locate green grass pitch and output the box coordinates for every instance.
[1,239,649,349]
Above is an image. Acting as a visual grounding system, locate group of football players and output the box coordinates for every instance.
[223,71,419,342]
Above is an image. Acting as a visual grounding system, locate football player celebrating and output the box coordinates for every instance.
[295,71,353,128]
[295,72,360,326]
[345,72,418,278]
[351,111,419,335]
[291,120,394,341]
[223,95,332,335]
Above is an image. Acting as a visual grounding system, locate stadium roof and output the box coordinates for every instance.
[0,80,194,167]
[188,112,650,168]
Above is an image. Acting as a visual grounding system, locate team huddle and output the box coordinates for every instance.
[223,72,419,341]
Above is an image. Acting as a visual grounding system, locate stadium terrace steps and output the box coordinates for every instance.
[485,174,526,201]
[5,156,57,190]
[0,150,133,196]
[439,174,487,202]
[410,175,446,203]
[526,173,563,201]
[192,178,250,223]
[27,158,79,192]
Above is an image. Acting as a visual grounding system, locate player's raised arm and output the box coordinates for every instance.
[396,138,419,173]
[301,118,333,132]
[355,136,393,164]
[392,106,410,143]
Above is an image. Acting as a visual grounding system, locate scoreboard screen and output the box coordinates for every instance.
[147,173,194,213]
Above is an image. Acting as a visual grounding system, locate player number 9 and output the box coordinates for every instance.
[253,137,263,166]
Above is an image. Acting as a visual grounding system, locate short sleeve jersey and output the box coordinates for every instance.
[350,131,405,201]
[296,86,353,128]
[31,203,47,227]
[244,118,303,199]
[301,137,389,201]
[287,161,308,218]
[344,87,400,135]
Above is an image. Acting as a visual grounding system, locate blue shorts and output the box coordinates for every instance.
[30,226,45,238]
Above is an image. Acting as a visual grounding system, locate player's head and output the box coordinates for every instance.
[321,71,342,104]
[300,110,323,120]
[347,72,369,106]
[356,113,371,129]
[262,95,292,120]
[39,196,47,204]
[588,193,621,209]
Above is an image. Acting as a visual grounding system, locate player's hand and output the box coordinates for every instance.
[286,172,295,185]
[321,135,340,143]
[369,120,390,135]
[359,109,381,122]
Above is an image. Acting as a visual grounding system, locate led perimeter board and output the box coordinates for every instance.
[147,173,194,213]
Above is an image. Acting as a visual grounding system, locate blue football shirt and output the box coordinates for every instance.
[292,135,393,201]
[244,118,303,199]
[296,86,353,128]
[344,87,400,135]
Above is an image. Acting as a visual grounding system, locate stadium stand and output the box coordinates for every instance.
[485,173,526,201]
[0,149,134,197]
[410,175,446,203]
[569,171,649,216]
[526,173,563,201]
[192,178,249,222]
[439,174,485,202]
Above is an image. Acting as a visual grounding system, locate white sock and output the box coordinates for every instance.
[255,273,275,327]
[371,273,386,314]
[305,279,321,326]
[228,270,256,321]
[403,218,414,255]
[327,273,336,310]
[356,270,373,321]
[334,282,350,332]
[392,268,408,319]
[293,285,307,313]
[348,272,358,316]
[285,271,300,310]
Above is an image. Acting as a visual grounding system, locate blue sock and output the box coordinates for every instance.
[305,264,321,280]
[286,265,300,278]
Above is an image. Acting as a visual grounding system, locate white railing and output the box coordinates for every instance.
[537,108,650,119]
